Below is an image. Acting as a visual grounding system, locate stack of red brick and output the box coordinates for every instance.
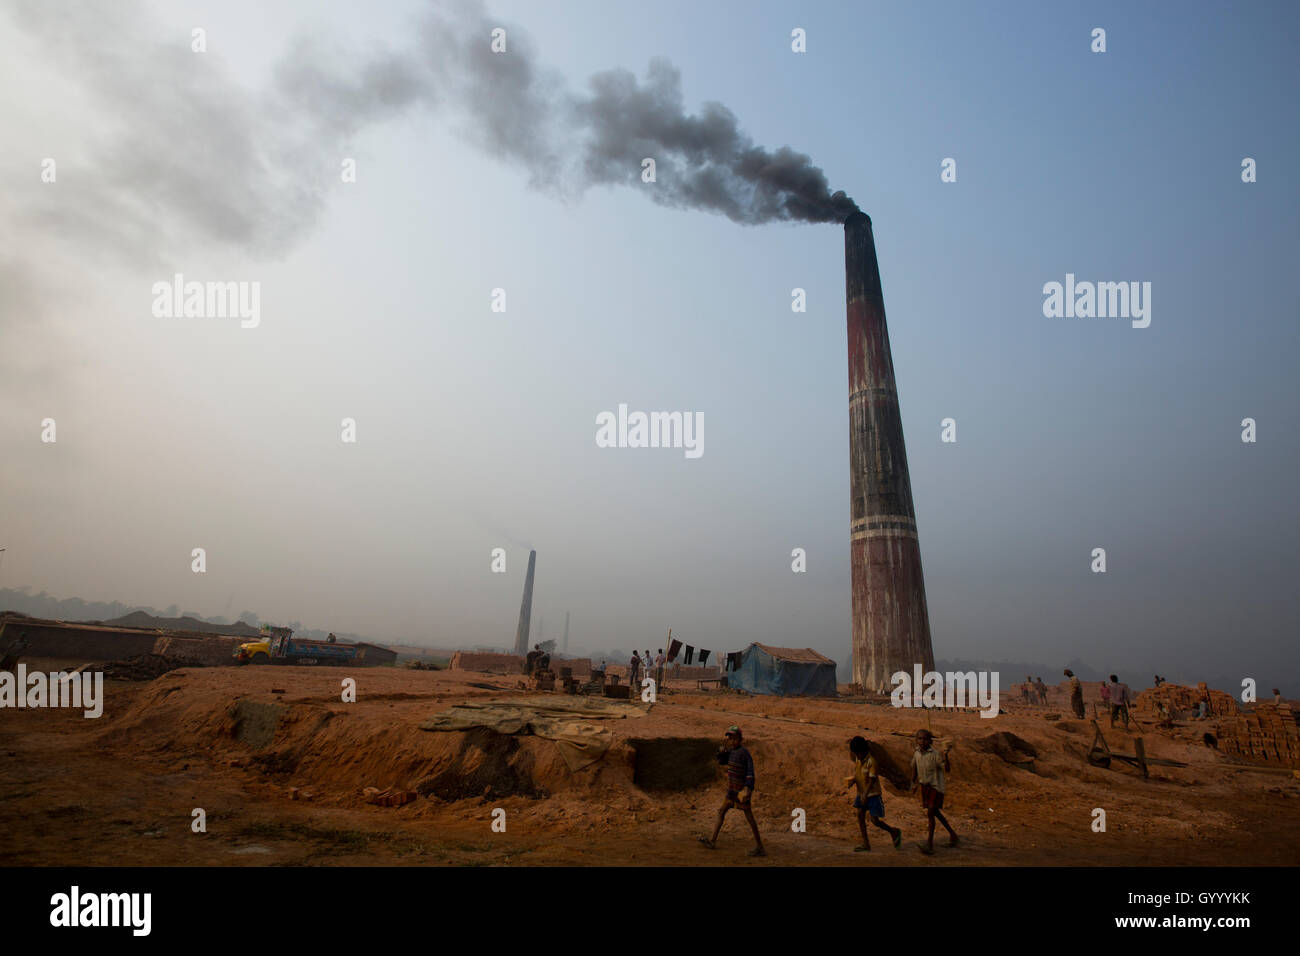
[1133,681,1238,718]
[1215,702,1300,768]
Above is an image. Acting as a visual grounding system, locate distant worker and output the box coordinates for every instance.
[1108,674,1131,730]
[910,729,957,855]
[699,726,765,857]
[1274,688,1283,706]
[846,736,901,852]
[1035,677,1048,705]
[630,652,642,688]
[1022,676,1032,704]
[327,633,337,644]
[1065,669,1086,719]
[0,634,30,673]
[655,648,666,691]
[524,644,541,676]
[1099,680,1111,716]
[1153,674,1164,686]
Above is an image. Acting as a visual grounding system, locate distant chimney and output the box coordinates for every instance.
[513,550,537,655]
[844,212,935,692]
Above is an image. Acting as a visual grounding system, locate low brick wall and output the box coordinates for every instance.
[0,617,158,660]
[669,664,722,681]
[449,651,525,675]
[554,658,591,679]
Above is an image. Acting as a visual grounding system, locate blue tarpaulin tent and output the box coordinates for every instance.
[727,644,838,697]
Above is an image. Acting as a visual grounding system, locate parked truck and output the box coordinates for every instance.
[234,626,361,666]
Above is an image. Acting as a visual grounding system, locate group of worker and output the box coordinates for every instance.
[699,724,958,859]
[1021,676,1050,704]
[523,644,551,676]
[628,648,665,691]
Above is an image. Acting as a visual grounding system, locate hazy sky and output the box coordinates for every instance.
[1,1,1296,687]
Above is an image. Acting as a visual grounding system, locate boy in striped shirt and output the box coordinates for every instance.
[699,726,765,857]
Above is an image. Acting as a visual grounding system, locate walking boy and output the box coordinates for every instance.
[910,729,958,855]
[700,726,765,857]
[846,736,901,852]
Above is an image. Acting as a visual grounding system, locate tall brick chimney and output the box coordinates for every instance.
[513,550,536,656]
[844,212,935,693]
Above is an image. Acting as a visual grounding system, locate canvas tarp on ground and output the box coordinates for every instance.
[728,644,838,697]
[418,696,650,771]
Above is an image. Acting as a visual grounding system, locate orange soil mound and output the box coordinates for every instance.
[5,666,1298,865]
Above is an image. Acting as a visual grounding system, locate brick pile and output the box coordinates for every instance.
[102,653,205,681]
[449,651,525,675]
[152,634,244,666]
[362,787,417,807]
[1133,682,1238,718]
[1215,702,1300,768]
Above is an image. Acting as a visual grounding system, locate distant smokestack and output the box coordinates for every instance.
[844,212,935,693]
[562,611,570,652]
[513,550,536,656]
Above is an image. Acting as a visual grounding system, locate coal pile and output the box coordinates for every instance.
[101,654,205,681]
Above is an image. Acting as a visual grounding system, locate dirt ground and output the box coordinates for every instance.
[2,660,1297,866]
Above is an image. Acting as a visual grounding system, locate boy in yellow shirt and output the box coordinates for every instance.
[846,736,902,852]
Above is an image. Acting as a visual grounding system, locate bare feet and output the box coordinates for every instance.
[748,846,766,857]
[854,844,870,852]
[698,836,716,849]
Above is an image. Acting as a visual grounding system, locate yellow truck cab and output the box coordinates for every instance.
[233,626,291,665]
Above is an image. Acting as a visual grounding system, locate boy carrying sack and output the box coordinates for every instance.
[846,735,902,852]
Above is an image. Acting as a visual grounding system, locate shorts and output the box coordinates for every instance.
[919,784,945,812]
[725,789,752,808]
[854,794,886,818]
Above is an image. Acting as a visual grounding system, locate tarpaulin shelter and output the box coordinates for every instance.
[728,644,838,697]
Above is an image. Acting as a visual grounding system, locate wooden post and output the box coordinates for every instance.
[1088,720,1112,767]
[663,628,671,696]
[1134,737,1149,779]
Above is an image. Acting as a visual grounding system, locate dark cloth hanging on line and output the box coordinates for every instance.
[698,649,710,665]
[684,645,695,665]
[667,638,682,662]
[726,651,742,671]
